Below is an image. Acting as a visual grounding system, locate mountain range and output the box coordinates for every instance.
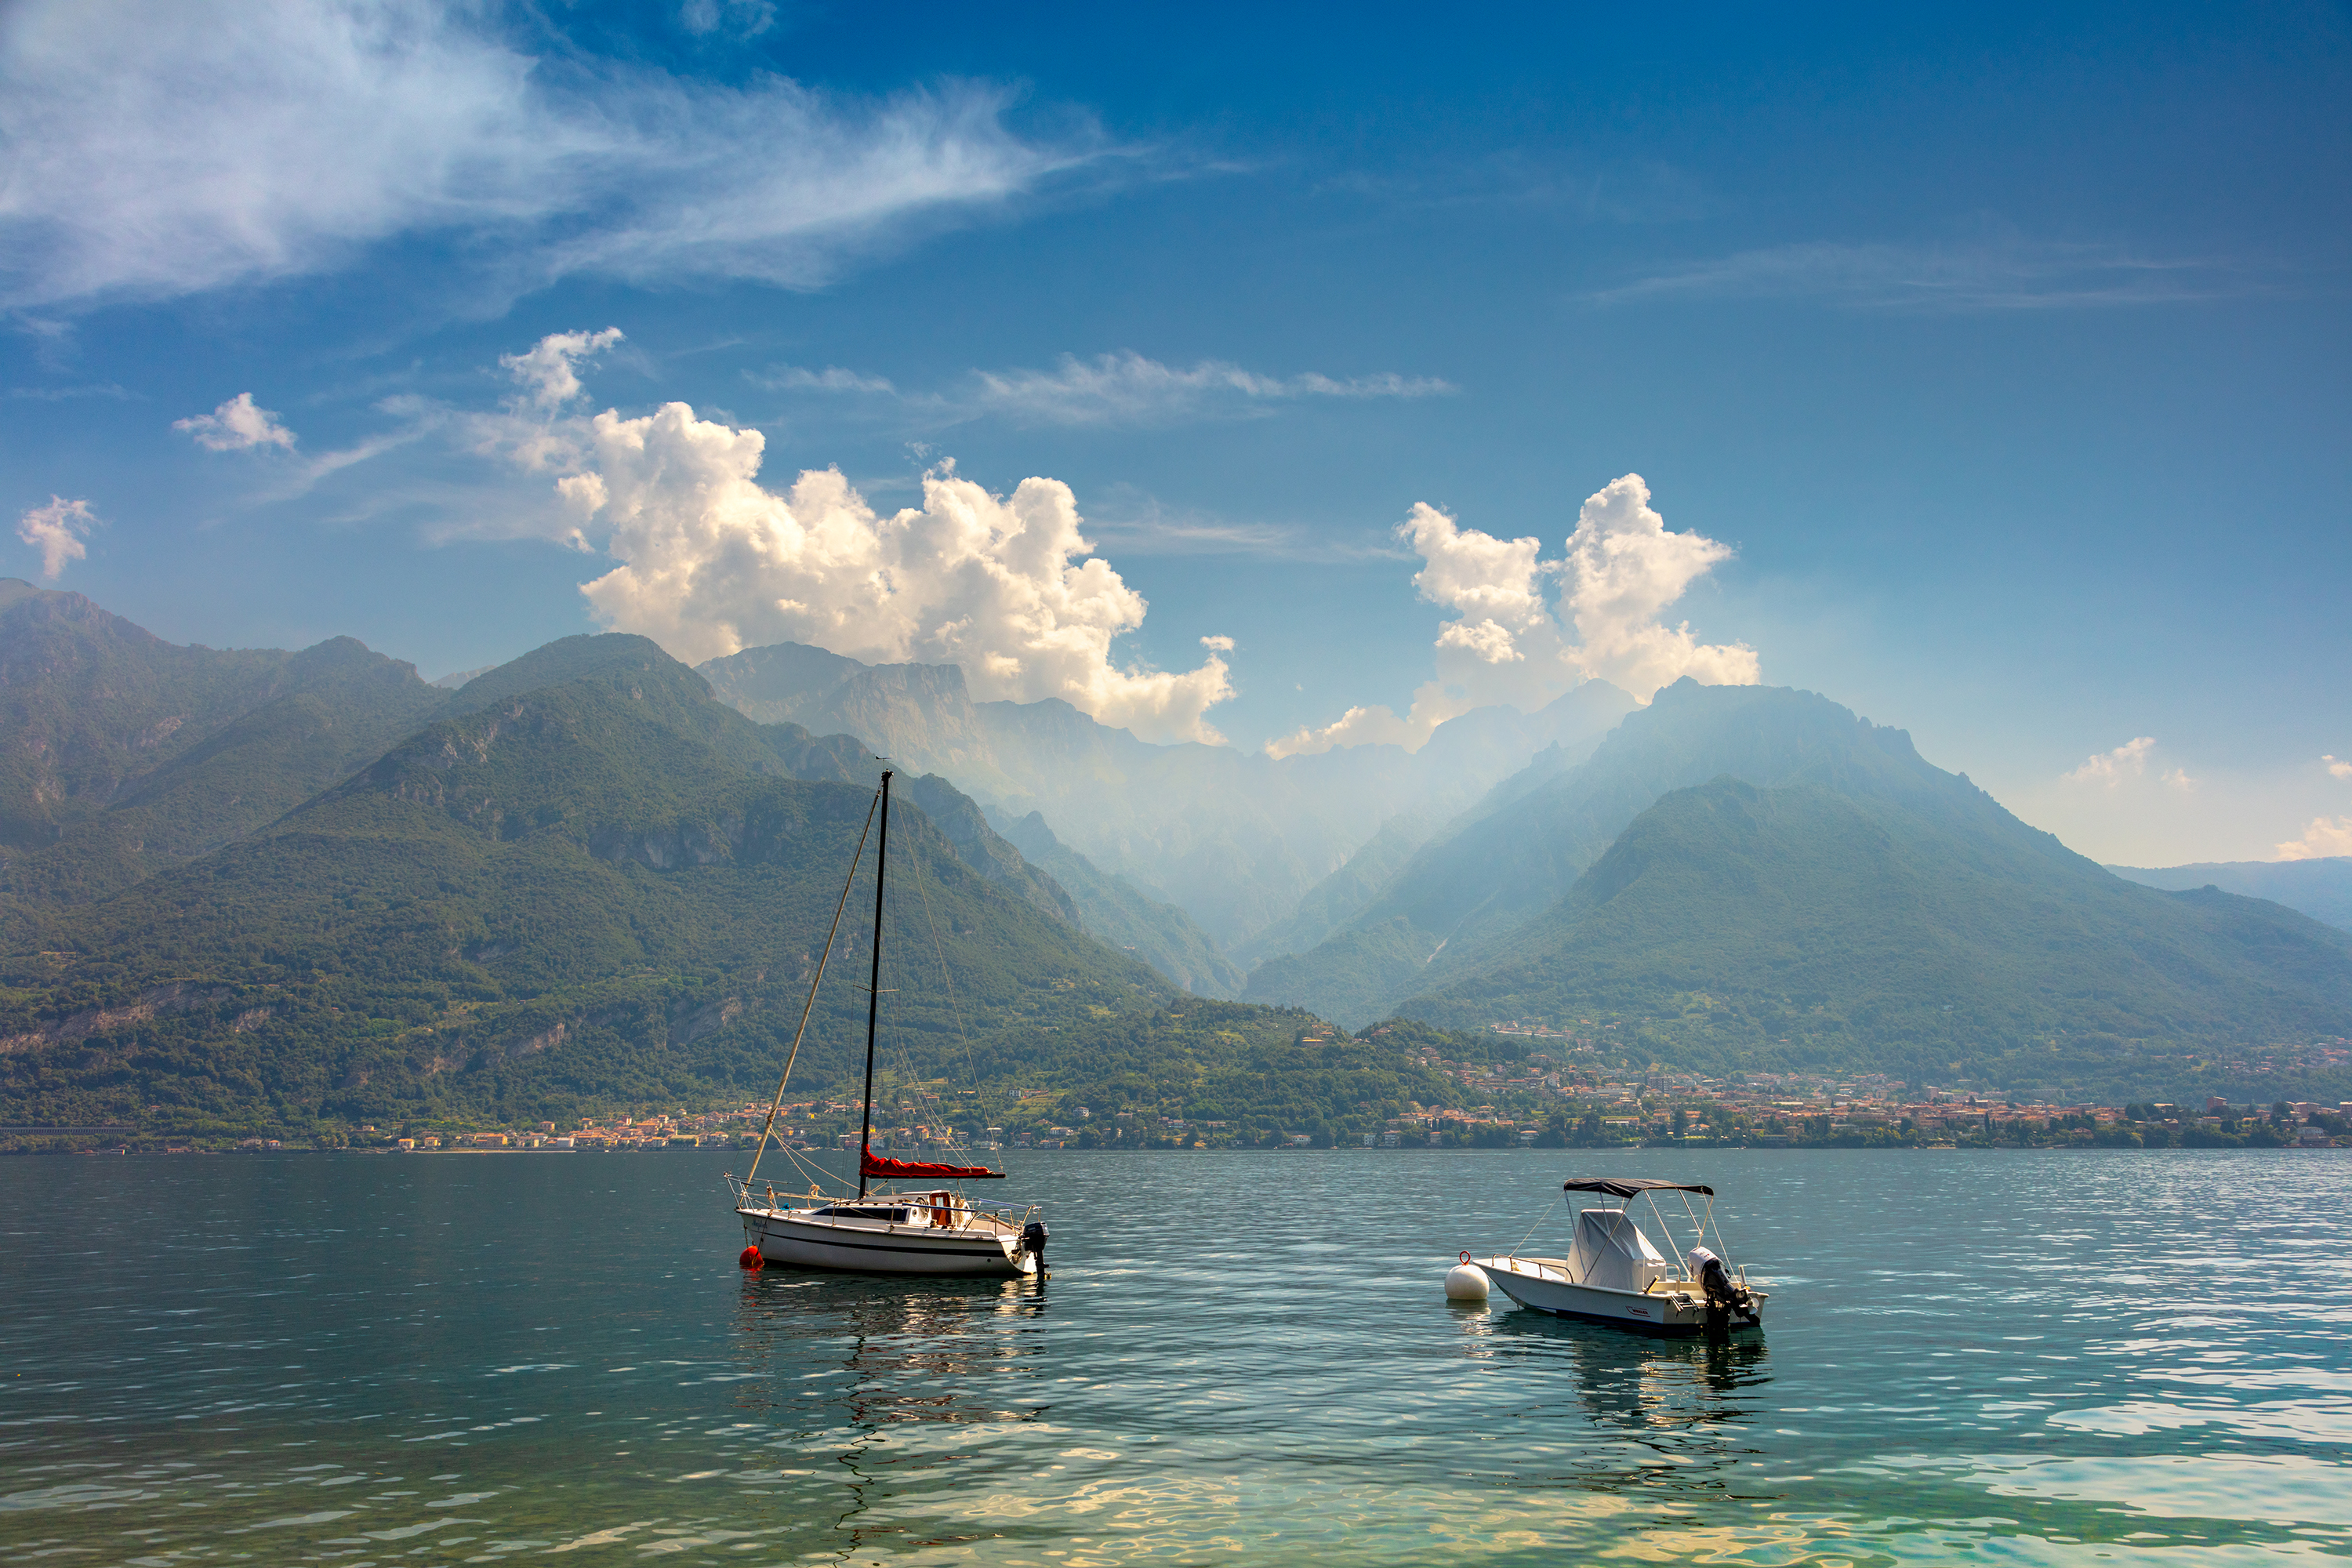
[2,579,2347,1127]
[697,641,1635,953]
[2108,857,2352,935]
[0,624,1135,1120]
[1241,683,2352,1080]
[0,590,1499,1138]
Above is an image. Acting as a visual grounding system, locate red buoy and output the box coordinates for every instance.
[738,1245,764,1270]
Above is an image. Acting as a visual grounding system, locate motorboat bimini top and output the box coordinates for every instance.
[1465,1177,1765,1335]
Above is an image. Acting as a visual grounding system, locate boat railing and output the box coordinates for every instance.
[726,1173,1037,1228]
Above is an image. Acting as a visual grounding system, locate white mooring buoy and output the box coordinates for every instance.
[1445,1257,1490,1302]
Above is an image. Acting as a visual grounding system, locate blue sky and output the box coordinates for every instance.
[3,0,2347,865]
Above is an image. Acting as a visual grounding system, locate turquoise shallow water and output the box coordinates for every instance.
[2,1149,2348,1566]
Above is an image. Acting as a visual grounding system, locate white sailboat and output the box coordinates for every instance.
[728,770,1049,1278]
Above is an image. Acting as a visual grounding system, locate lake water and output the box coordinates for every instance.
[3,1149,2348,1566]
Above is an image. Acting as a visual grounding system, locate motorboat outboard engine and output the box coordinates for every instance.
[1688,1245,1758,1327]
[1020,1220,1050,1276]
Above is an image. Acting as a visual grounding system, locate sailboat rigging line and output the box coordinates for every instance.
[856,771,894,1200]
[903,827,983,1135]
[743,781,884,1192]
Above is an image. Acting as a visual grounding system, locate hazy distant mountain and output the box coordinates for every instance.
[993,808,1243,996]
[0,579,441,902]
[1244,681,2352,1073]
[2108,857,2352,934]
[699,640,1636,947]
[1398,775,2352,1098]
[700,644,1019,797]
[1247,681,1950,1022]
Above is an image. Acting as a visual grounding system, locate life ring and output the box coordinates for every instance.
[1459,1250,1472,1265]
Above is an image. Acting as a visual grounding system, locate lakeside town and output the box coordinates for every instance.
[18,1031,2350,1154]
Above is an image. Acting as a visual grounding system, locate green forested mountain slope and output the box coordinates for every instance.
[1400,776,2352,1098]
[433,634,1078,928]
[0,583,439,896]
[2109,857,2352,935]
[995,809,1243,996]
[1245,681,2016,1025]
[0,657,1164,1133]
[950,1000,1466,1142]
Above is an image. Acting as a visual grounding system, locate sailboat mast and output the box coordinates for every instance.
[855,770,892,1200]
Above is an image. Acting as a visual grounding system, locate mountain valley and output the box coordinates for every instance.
[2,581,2347,1142]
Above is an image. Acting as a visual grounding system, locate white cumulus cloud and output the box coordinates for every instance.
[16,495,93,579]
[1563,474,1759,695]
[470,332,1229,742]
[174,391,296,451]
[2062,736,2196,793]
[501,328,625,412]
[0,0,1094,311]
[2063,737,2153,786]
[1269,474,1755,757]
[2325,754,2352,781]
[2278,818,2352,861]
[2064,738,2135,785]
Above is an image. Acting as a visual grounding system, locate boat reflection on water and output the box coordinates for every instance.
[728,1269,1051,1428]
[720,1272,1054,1560]
[1450,1297,1774,1501]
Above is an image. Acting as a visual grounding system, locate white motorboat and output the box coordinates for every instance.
[727,770,1048,1279]
[1468,1177,1764,1335]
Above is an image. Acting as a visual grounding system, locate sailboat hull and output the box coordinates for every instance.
[740,1207,1033,1277]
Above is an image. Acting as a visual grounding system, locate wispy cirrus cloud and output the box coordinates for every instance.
[971,351,1454,426]
[747,349,1454,428]
[0,0,1105,312]
[1081,487,1412,563]
[1588,235,2241,311]
[1326,150,1714,225]
[746,363,899,395]
[7,381,132,401]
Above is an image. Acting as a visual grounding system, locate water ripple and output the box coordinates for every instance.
[1,1148,2346,1563]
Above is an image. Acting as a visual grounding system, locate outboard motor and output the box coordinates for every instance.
[1688,1245,1757,1327]
[1020,1220,1050,1276]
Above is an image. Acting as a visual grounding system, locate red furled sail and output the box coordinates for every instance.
[860,1149,1007,1180]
